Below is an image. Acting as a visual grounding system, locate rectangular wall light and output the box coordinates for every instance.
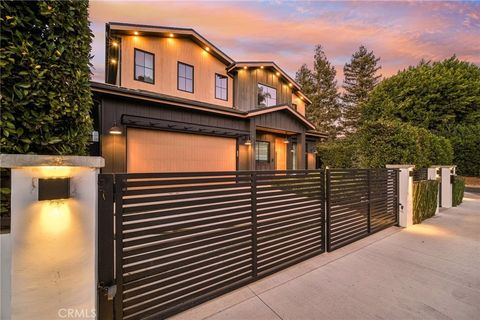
[38,178,71,201]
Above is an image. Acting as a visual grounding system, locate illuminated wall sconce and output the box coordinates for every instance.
[288,83,293,87]
[243,66,248,70]
[276,72,280,76]
[169,33,174,37]
[283,135,289,144]
[109,121,122,135]
[110,59,117,64]
[38,178,70,201]
[244,136,252,145]
[133,31,139,35]
[205,47,210,51]
[260,66,264,69]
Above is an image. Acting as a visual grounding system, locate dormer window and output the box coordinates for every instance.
[134,49,154,84]
[258,83,277,107]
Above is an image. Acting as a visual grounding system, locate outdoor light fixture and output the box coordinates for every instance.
[260,66,264,69]
[300,96,304,100]
[289,83,293,87]
[110,59,117,64]
[109,121,122,135]
[134,31,139,35]
[38,178,70,201]
[243,66,247,69]
[244,137,252,145]
[112,41,118,47]
[205,47,210,51]
[169,33,174,37]
[283,134,289,144]
[276,72,280,76]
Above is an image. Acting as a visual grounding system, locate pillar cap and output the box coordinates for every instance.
[386,164,415,169]
[0,154,105,168]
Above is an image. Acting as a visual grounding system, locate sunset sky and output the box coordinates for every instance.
[89,1,480,85]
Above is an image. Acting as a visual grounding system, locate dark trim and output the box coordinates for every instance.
[107,22,234,65]
[177,61,194,94]
[134,48,155,85]
[91,82,245,117]
[121,114,249,137]
[214,73,228,101]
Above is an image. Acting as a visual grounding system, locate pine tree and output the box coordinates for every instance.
[296,45,341,139]
[342,45,381,134]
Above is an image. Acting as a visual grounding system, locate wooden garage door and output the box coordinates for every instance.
[127,128,237,173]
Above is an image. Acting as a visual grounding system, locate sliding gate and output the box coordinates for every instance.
[98,170,325,319]
[326,168,399,251]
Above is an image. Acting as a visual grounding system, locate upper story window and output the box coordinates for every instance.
[292,103,298,111]
[178,62,194,93]
[258,84,277,107]
[134,49,154,84]
[215,74,228,101]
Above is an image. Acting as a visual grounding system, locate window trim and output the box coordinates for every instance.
[177,61,194,93]
[133,48,155,85]
[257,82,277,107]
[214,73,228,101]
[255,140,270,162]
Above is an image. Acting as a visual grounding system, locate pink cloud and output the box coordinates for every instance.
[88,1,480,83]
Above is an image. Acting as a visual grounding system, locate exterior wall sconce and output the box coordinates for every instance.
[283,134,289,144]
[244,137,252,145]
[38,178,70,201]
[109,121,122,135]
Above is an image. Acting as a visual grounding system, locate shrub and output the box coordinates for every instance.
[413,180,439,224]
[317,137,357,168]
[452,176,465,206]
[445,124,480,177]
[355,120,453,168]
[0,0,93,155]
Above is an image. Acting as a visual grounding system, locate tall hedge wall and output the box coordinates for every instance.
[413,180,439,224]
[0,0,93,155]
[452,176,465,207]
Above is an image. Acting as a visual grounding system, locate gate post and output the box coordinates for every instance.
[427,167,440,214]
[0,154,104,319]
[386,165,415,228]
[431,166,455,208]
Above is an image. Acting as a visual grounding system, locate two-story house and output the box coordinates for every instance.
[91,22,325,173]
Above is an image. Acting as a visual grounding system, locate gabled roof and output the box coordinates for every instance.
[246,105,316,130]
[227,61,312,104]
[107,22,234,66]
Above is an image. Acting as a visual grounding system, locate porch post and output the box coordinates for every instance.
[297,132,306,170]
[386,164,415,228]
[249,120,256,171]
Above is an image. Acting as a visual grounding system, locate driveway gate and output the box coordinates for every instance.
[98,170,325,319]
[326,168,399,251]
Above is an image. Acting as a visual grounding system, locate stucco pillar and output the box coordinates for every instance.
[427,167,440,214]
[432,165,455,208]
[0,154,104,320]
[386,164,415,228]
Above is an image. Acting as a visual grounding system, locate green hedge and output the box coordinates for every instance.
[0,1,93,155]
[452,176,465,206]
[413,180,439,224]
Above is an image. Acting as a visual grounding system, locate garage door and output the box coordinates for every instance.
[127,128,237,173]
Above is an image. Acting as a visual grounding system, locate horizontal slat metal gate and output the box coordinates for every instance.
[326,168,399,251]
[98,170,325,319]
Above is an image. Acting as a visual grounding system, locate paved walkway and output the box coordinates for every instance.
[172,192,480,320]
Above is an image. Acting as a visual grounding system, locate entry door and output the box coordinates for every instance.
[274,137,287,170]
[255,140,273,171]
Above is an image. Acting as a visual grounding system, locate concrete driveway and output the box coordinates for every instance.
[172,192,480,320]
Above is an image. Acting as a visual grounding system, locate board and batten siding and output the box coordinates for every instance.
[119,35,233,108]
[99,95,249,173]
[234,68,293,111]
